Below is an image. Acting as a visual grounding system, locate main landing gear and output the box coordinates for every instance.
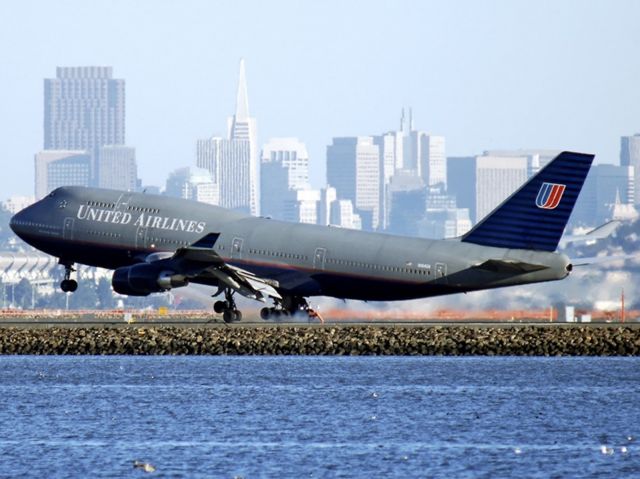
[59,261,78,293]
[260,296,323,323]
[213,288,242,323]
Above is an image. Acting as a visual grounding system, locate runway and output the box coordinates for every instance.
[0,314,637,329]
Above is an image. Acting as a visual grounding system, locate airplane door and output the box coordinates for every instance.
[116,193,132,211]
[135,226,147,249]
[435,262,447,280]
[313,247,326,270]
[231,237,243,260]
[63,218,74,240]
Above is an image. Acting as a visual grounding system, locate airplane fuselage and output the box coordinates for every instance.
[10,186,571,302]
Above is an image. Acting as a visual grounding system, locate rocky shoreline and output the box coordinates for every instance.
[0,325,638,355]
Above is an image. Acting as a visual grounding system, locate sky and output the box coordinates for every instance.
[1,0,640,198]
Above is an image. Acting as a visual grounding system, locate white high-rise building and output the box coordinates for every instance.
[475,155,528,223]
[330,199,362,230]
[484,149,561,177]
[227,59,259,215]
[164,167,219,205]
[620,134,640,205]
[2,196,35,214]
[326,137,380,230]
[417,133,446,187]
[448,155,528,224]
[418,209,472,239]
[98,145,137,191]
[196,59,258,215]
[319,186,337,226]
[260,138,310,220]
[289,189,321,224]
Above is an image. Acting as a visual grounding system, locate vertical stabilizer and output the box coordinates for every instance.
[461,151,594,251]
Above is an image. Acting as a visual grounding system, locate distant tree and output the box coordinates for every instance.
[0,205,14,247]
[12,278,33,309]
[68,281,99,309]
[96,277,116,309]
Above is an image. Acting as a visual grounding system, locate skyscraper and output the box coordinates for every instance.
[620,134,640,205]
[448,155,528,224]
[196,59,259,215]
[34,150,92,199]
[260,138,310,220]
[44,67,125,181]
[164,167,219,205]
[98,146,137,191]
[326,137,380,230]
[38,66,137,195]
[572,164,635,226]
[416,133,446,187]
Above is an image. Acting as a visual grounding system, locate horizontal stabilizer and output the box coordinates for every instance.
[473,259,549,274]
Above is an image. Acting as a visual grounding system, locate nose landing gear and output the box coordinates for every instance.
[59,261,78,293]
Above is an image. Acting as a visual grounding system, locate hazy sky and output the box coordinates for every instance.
[1,0,640,197]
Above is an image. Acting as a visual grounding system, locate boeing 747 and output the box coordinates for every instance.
[10,151,593,321]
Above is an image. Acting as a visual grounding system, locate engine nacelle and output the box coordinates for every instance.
[112,264,188,296]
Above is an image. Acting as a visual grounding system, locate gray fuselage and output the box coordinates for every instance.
[10,187,572,301]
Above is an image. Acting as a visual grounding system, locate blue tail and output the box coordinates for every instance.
[461,151,594,252]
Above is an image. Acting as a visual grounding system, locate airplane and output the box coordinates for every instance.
[10,151,593,322]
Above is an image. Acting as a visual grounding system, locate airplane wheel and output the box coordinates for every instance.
[260,307,271,320]
[67,279,78,292]
[214,301,226,313]
[60,280,69,292]
[234,310,242,322]
[223,309,235,323]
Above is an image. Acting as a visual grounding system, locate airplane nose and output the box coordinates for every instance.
[9,208,28,238]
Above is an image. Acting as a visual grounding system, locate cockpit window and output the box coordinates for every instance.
[49,191,56,197]
[58,200,67,209]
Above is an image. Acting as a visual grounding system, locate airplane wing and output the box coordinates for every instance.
[146,233,281,302]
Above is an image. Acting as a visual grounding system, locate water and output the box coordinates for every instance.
[0,357,638,478]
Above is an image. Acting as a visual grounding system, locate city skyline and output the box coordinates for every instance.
[2,1,640,197]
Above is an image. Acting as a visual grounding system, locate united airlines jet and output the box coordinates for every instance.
[10,151,593,321]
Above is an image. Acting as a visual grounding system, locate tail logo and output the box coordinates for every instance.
[536,182,566,210]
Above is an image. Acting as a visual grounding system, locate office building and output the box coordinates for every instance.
[283,189,321,224]
[416,133,446,188]
[448,155,528,224]
[2,196,35,214]
[484,149,561,177]
[44,67,126,181]
[196,59,258,215]
[165,167,219,205]
[260,138,310,220]
[330,199,362,230]
[418,209,472,239]
[327,137,380,230]
[386,170,426,237]
[620,134,640,205]
[98,146,137,191]
[34,150,92,199]
[572,164,635,226]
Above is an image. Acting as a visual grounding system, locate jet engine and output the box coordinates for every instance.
[112,264,189,296]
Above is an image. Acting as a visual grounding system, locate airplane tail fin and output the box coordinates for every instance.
[461,151,594,252]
